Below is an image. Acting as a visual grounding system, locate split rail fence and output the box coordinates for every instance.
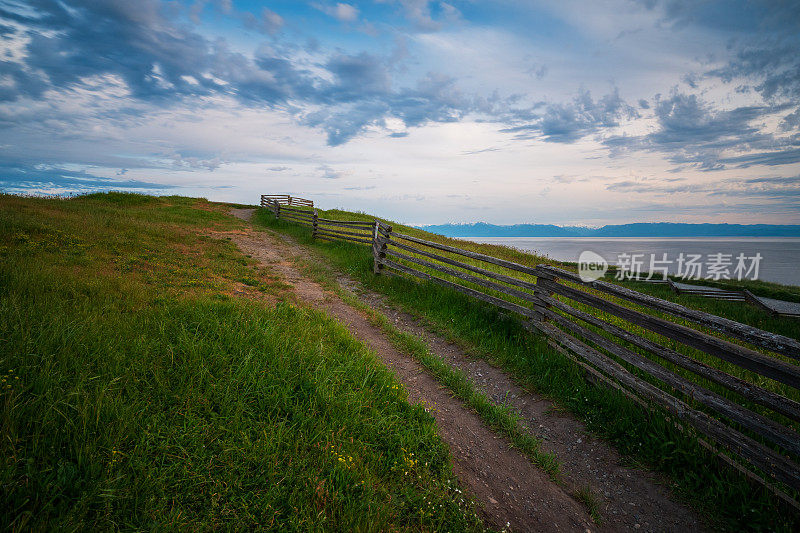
[260,194,314,208]
[262,195,800,507]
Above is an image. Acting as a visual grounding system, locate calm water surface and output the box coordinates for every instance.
[460,237,800,287]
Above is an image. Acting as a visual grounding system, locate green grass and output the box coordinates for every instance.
[289,253,561,480]
[574,484,603,525]
[0,193,485,531]
[254,207,800,531]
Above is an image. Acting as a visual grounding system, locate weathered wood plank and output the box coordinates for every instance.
[280,215,313,224]
[279,211,311,221]
[280,210,312,219]
[381,258,539,320]
[538,278,800,390]
[261,194,313,207]
[280,206,314,215]
[316,230,372,244]
[539,265,800,359]
[317,221,375,231]
[316,225,373,239]
[281,209,313,217]
[280,214,314,226]
[384,248,539,304]
[535,313,800,510]
[540,294,800,423]
[315,217,375,227]
[387,239,540,293]
[539,305,800,457]
[281,217,313,226]
[390,231,541,277]
[535,320,800,491]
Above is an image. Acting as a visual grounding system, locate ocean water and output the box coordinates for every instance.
[460,237,800,287]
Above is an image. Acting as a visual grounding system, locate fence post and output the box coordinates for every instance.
[373,220,390,274]
[312,209,318,239]
[531,265,556,325]
[275,201,281,219]
[287,195,292,207]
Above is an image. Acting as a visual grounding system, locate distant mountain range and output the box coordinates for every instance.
[418,222,800,238]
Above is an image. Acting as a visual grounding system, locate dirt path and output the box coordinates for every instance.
[226,209,701,532]
[350,289,701,532]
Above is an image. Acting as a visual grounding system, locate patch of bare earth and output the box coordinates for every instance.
[225,208,702,532]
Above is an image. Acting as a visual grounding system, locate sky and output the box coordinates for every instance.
[1,0,799,226]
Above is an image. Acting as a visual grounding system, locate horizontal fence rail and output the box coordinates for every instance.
[315,217,375,245]
[262,197,375,246]
[260,194,800,506]
[260,194,314,208]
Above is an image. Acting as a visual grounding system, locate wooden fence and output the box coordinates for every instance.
[260,194,314,208]
[264,198,374,244]
[263,195,800,506]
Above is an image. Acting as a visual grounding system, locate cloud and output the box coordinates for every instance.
[325,52,392,98]
[0,161,176,193]
[707,43,800,102]
[717,148,800,169]
[376,0,456,31]
[0,2,483,148]
[241,8,284,36]
[0,1,221,102]
[603,92,795,170]
[317,164,343,179]
[501,88,638,143]
[462,147,499,155]
[606,174,800,199]
[313,2,359,23]
[169,153,223,171]
[303,69,470,145]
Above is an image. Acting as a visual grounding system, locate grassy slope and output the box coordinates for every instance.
[0,193,484,531]
[255,207,800,531]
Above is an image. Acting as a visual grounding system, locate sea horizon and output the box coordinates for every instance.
[461,236,800,287]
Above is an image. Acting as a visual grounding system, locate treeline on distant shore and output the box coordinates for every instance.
[418,222,800,238]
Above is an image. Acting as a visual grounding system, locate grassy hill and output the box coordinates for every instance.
[4,192,799,531]
[0,193,483,530]
[254,205,800,531]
